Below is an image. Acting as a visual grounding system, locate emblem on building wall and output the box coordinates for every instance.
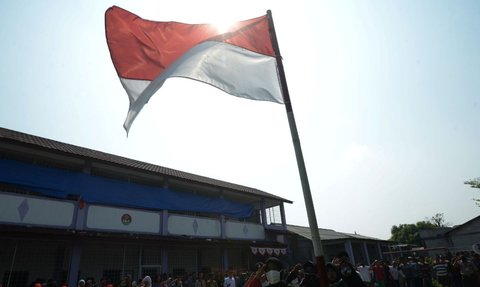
[121,213,132,225]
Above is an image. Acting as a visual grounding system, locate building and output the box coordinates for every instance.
[0,127,291,287]
[1,127,392,287]
[419,215,480,256]
[286,225,392,265]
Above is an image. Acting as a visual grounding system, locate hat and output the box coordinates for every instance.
[78,280,85,286]
[265,257,283,271]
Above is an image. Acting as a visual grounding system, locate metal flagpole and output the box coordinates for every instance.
[266,10,329,287]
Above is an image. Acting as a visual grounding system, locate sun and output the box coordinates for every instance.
[211,18,234,34]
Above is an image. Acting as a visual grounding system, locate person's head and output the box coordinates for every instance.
[142,276,152,287]
[302,261,316,276]
[78,280,86,287]
[326,263,340,283]
[300,261,319,287]
[47,279,57,287]
[227,270,235,278]
[264,257,282,285]
[336,251,350,263]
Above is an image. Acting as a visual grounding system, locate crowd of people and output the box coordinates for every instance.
[352,251,480,287]
[21,250,480,287]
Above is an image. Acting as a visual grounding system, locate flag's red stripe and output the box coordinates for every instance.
[105,6,274,81]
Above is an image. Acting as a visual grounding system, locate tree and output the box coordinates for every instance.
[464,177,480,206]
[428,213,449,227]
[390,214,451,245]
[390,221,436,245]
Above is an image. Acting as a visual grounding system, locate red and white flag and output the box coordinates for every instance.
[105,6,283,133]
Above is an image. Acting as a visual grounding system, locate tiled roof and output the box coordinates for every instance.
[286,224,388,241]
[0,127,292,203]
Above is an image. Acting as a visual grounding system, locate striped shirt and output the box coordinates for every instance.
[432,263,448,277]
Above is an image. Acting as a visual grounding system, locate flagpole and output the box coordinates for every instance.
[266,10,328,287]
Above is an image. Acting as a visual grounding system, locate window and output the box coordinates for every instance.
[265,205,282,225]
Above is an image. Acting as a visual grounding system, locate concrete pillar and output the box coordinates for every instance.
[67,240,82,287]
[260,199,267,227]
[344,240,355,265]
[280,203,287,230]
[363,242,371,265]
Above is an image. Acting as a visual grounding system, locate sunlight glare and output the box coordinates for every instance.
[211,18,234,34]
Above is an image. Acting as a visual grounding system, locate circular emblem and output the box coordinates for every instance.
[473,243,480,255]
[121,214,132,225]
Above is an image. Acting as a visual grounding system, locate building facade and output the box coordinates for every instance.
[0,128,291,287]
[419,216,480,256]
[0,127,394,287]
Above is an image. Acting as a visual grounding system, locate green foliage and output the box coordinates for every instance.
[390,214,447,244]
[390,222,427,245]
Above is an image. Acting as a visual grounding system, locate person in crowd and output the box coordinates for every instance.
[401,257,416,287]
[174,277,184,287]
[120,276,133,287]
[333,252,366,287]
[418,257,432,287]
[452,252,478,287]
[370,260,386,287]
[284,263,302,287]
[184,273,195,287]
[432,256,450,287]
[97,277,106,287]
[206,273,218,287]
[244,257,287,287]
[395,257,407,287]
[224,270,236,287]
[78,280,86,287]
[388,261,400,287]
[356,263,372,287]
[326,262,347,287]
[46,279,57,287]
[152,275,162,287]
[298,261,320,287]
[141,276,153,287]
[196,273,206,287]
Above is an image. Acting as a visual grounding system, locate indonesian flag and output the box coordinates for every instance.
[105,6,284,133]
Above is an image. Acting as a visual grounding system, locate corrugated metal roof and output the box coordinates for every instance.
[287,224,387,241]
[0,127,292,203]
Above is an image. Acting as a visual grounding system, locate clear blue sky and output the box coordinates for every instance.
[1,0,479,240]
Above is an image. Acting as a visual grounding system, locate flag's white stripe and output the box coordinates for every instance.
[120,78,150,105]
[121,41,283,133]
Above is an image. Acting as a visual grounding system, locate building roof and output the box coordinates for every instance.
[446,215,480,235]
[286,224,389,242]
[0,127,292,204]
